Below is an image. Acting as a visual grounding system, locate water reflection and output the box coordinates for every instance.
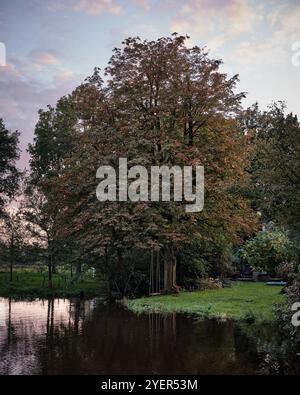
[0,297,298,375]
[0,298,94,374]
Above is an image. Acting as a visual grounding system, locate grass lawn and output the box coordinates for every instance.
[128,282,286,323]
[0,269,107,298]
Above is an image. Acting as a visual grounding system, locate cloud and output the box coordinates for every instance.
[30,50,60,69]
[232,40,285,68]
[7,49,66,76]
[266,3,288,27]
[47,0,66,11]
[232,3,300,68]
[276,4,300,38]
[49,0,152,14]
[171,0,259,39]
[131,0,151,11]
[74,0,122,15]
[168,0,300,71]
[56,69,75,81]
[0,58,82,171]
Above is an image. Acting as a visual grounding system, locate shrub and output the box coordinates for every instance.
[286,273,300,301]
[276,262,296,282]
[197,277,222,291]
[240,230,294,275]
[178,236,234,290]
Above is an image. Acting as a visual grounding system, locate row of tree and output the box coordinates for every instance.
[0,35,299,295]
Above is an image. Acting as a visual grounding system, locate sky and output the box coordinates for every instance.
[0,0,299,170]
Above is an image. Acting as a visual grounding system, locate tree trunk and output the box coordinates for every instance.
[163,245,180,293]
[48,254,53,288]
[117,249,126,297]
[76,261,82,276]
[9,244,14,282]
[188,119,194,146]
[105,247,112,297]
[9,262,13,283]
[51,261,57,274]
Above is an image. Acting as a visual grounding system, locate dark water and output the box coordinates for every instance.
[0,297,298,375]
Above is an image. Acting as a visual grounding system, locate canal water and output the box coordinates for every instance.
[0,297,298,375]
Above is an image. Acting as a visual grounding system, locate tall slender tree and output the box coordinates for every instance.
[0,209,25,282]
[21,188,57,288]
[0,119,21,216]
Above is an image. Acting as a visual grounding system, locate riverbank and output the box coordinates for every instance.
[0,270,106,298]
[128,282,286,323]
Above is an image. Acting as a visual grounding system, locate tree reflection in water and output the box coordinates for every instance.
[0,297,299,375]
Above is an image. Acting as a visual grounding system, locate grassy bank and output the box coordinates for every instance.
[0,269,106,298]
[128,282,286,323]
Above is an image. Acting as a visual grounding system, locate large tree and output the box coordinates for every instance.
[30,35,257,294]
[0,119,21,215]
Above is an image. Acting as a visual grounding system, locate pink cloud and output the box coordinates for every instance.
[33,51,60,66]
[74,0,122,15]
[0,58,82,172]
[171,0,259,40]
[132,0,151,11]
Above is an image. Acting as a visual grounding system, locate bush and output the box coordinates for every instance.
[177,236,234,290]
[197,277,223,291]
[259,272,300,373]
[240,230,294,275]
[286,273,300,301]
[259,276,300,374]
[276,262,296,282]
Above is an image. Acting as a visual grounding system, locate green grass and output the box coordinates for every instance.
[128,282,286,323]
[0,269,107,299]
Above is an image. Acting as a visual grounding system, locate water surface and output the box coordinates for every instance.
[0,297,297,375]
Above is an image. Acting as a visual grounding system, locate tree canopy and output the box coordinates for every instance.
[28,35,258,294]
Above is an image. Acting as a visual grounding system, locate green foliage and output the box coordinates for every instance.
[0,208,28,281]
[243,103,300,240]
[275,261,296,281]
[29,35,257,295]
[28,97,77,184]
[178,237,234,290]
[256,295,300,374]
[177,241,210,289]
[240,230,294,274]
[97,247,150,297]
[286,272,300,302]
[0,119,21,214]
[259,273,300,373]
